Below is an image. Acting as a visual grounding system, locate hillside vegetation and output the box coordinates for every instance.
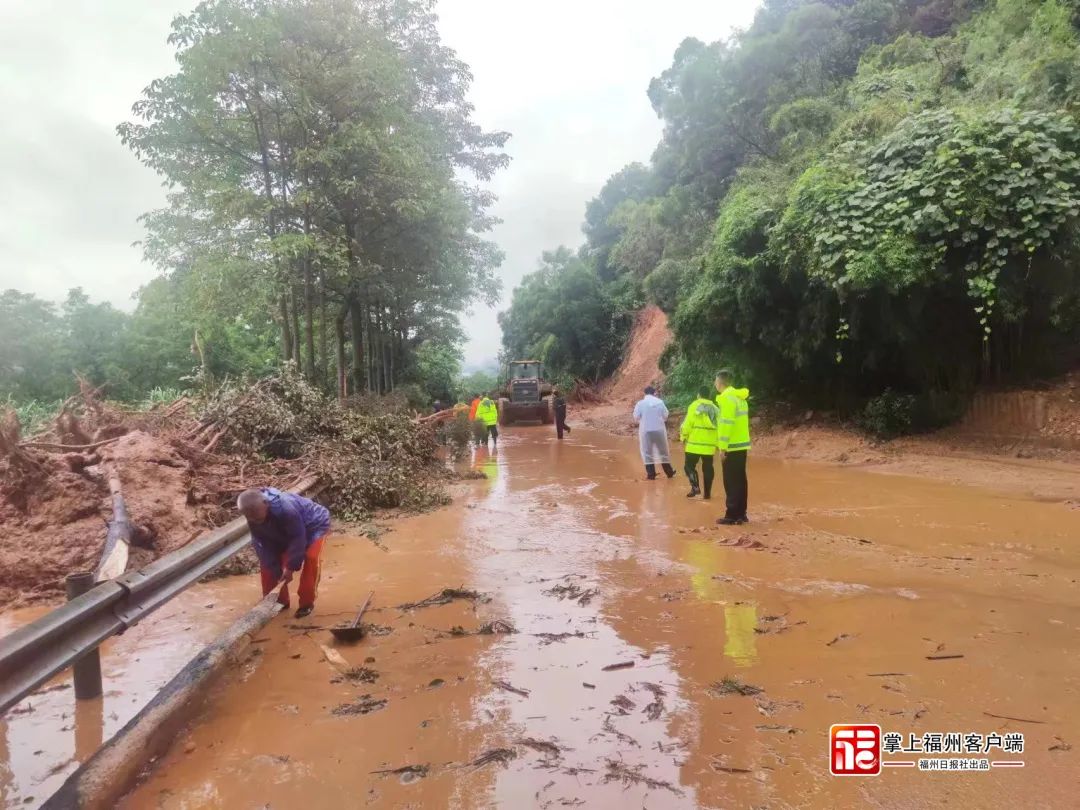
[500,0,1080,424]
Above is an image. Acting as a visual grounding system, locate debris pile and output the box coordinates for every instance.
[194,368,446,519]
[0,367,449,609]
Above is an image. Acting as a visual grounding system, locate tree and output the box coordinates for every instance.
[0,291,66,402]
[119,0,508,398]
[412,339,462,404]
[499,248,626,382]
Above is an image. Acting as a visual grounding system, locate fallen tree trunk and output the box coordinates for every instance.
[94,464,131,582]
[414,409,456,425]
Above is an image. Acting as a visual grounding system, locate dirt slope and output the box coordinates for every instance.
[601,305,672,405]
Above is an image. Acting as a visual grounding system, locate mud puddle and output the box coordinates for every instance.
[15,427,1080,808]
[0,579,254,808]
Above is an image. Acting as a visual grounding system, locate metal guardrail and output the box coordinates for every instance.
[0,476,318,715]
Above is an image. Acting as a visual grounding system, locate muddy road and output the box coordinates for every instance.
[14,425,1080,808]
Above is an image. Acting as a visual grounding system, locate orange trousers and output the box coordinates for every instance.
[260,534,326,609]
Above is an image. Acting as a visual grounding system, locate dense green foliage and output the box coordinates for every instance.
[504,0,1080,421]
[498,248,636,381]
[2,0,505,411]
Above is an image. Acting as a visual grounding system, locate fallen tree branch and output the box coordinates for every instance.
[20,437,121,452]
[95,463,132,581]
[202,428,228,454]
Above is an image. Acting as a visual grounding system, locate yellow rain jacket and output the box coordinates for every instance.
[476,397,499,426]
[716,386,751,452]
[679,397,721,456]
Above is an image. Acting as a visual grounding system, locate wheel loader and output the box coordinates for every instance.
[498,360,554,426]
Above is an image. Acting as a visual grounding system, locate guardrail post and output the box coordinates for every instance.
[65,572,103,700]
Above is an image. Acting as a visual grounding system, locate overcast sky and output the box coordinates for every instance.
[0,0,760,366]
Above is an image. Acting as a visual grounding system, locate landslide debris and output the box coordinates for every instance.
[0,367,448,609]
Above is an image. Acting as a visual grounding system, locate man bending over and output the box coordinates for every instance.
[238,487,331,618]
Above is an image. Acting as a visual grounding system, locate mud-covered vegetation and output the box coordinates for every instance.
[501,0,1080,423]
[0,368,448,608]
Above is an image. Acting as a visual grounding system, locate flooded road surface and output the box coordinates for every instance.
[106,427,1080,807]
[0,579,254,808]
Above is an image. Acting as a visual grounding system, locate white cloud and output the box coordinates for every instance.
[0,0,760,364]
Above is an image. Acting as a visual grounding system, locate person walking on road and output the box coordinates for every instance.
[680,386,721,499]
[238,487,331,618]
[476,393,500,447]
[633,386,675,479]
[553,389,571,439]
[714,369,751,524]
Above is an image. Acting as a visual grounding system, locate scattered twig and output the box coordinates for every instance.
[709,677,763,697]
[543,582,599,606]
[641,682,666,721]
[371,764,429,782]
[983,711,1047,725]
[331,695,387,716]
[603,760,683,796]
[826,634,854,647]
[867,672,908,677]
[478,620,517,635]
[711,763,752,774]
[468,748,517,769]
[601,715,641,749]
[516,738,563,759]
[492,679,530,698]
[602,661,635,672]
[343,667,379,684]
[926,654,964,661]
[398,587,491,610]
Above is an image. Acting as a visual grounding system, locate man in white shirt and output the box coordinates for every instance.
[633,386,676,480]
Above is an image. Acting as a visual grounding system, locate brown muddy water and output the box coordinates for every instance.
[0,580,253,808]
[7,426,1080,808]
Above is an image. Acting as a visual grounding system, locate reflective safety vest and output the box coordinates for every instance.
[476,398,499,426]
[679,398,721,455]
[716,386,751,452]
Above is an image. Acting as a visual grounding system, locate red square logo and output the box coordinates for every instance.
[830,724,881,776]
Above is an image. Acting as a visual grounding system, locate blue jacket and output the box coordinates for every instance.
[248,488,331,576]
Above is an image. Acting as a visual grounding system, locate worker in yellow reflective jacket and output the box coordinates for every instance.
[679,385,721,499]
[714,369,751,525]
[475,393,500,447]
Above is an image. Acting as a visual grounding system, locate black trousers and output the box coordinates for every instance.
[722,451,749,519]
[555,410,570,439]
[645,463,675,479]
[486,425,499,443]
[684,452,714,497]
